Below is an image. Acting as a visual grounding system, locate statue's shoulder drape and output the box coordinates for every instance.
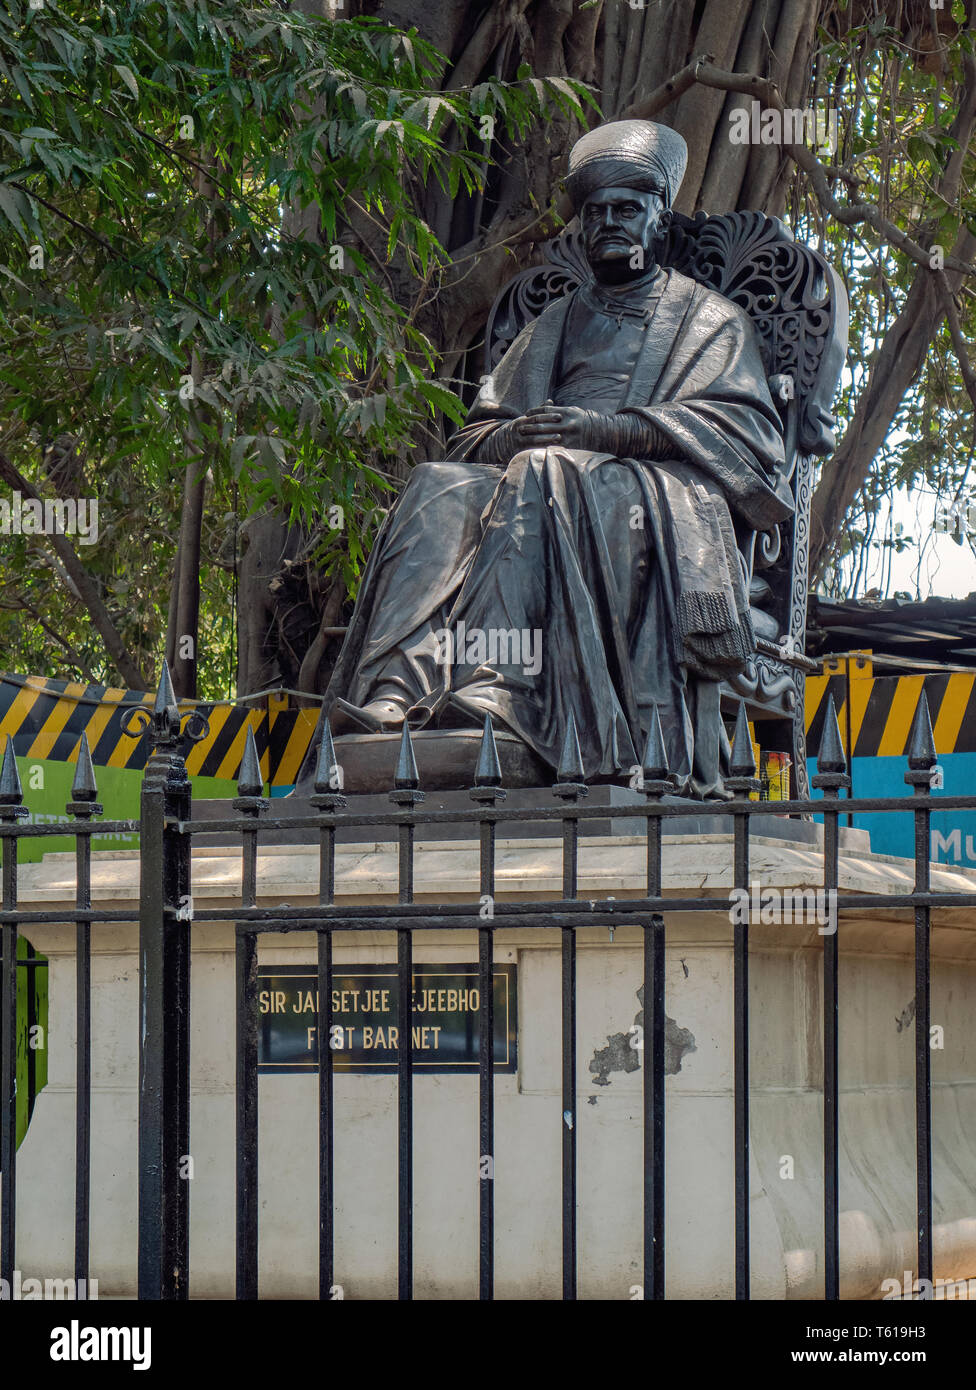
[447,269,792,531]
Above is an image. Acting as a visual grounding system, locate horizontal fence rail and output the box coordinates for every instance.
[0,663,973,1300]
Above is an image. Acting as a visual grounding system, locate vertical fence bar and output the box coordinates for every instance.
[75,887,92,1294]
[812,695,850,1301]
[727,704,759,1302]
[640,712,671,1301]
[24,944,37,1130]
[471,717,504,1301]
[644,905,665,1301]
[235,929,258,1300]
[554,716,586,1301]
[731,821,750,1300]
[560,919,576,1302]
[235,727,267,1300]
[0,907,14,1295]
[397,910,413,1301]
[137,668,192,1299]
[0,737,27,1290]
[391,726,423,1301]
[68,735,102,1298]
[312,718,344,1302]
[914,892,933,1291]
[477,916,495,1298]
[822,813,840,1301]
[905,696,937,1293]
[317,927,334,1299]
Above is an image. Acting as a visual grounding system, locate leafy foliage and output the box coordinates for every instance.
[0,0,588,692]
[795,2,976,596]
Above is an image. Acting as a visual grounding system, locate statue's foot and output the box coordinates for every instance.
[405,691,484,732]
[406,691,489,732]
[330,696,407,735]
[436,692,487,730]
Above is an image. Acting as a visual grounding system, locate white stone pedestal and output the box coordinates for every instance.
[13,828,976,1299]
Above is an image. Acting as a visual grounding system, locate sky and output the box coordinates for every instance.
[834,482,976,601]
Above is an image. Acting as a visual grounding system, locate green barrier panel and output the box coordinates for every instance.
[0,936,48,1154]
[14,756,239,863]
[16,936,48,1149]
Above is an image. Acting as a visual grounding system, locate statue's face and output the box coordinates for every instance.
[581,186,671,283]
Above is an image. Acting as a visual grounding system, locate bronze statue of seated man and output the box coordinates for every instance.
[318,120,793,798]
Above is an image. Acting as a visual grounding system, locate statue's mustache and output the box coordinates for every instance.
[587,228,666,255]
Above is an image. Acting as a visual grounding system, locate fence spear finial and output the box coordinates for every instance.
[152,659,180,741]
[726,699,761,797]
[314,715,340,795]
[394,720,420,790]
[154,658,178,715]
[811,692,851,795]
[556,711,585,785]
[729,700,757,779]
[817,694,847,775]
[71,731,98,801]
[907,690,937,770]
[0,735,23,804]
[638,704,673,798]
[474,714,502,788]
[237,725,264,798]
[642,705,670,782]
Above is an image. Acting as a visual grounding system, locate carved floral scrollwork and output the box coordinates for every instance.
[725,655,797,712]
[661,211,840,457]
[486,264,584,370]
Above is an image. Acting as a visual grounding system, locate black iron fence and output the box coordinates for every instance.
[1,663,975,1300]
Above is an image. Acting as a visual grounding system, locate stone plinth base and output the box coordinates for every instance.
[13,830,976,1299]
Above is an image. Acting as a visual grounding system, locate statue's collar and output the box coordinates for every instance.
[580,264,668,325]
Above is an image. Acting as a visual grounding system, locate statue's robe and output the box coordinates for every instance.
[321,264,791,796]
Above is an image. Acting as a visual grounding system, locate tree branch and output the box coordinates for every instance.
[0,591,98,682]
[0,452,150,689]
[938,272,976,419]
[688,62,976,278]
[621,50,716,121]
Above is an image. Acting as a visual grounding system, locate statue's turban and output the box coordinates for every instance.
[566,120,688,211]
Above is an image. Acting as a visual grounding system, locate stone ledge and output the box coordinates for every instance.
[20,831,976,907]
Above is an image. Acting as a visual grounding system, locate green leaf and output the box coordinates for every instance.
[10,65,34,111]
[0,184,29,243]
[113,65,139,100]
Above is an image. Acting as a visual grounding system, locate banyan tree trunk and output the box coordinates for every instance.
[235,0,830,693]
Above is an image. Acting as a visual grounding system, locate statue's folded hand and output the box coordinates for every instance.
[479,404,678,465]
[478,404,606,464]
[512,403,615,451]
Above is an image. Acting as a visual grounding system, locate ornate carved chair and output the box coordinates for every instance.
[482,212,849,795]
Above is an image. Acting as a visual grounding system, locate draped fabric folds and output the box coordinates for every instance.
[319,266,790,797]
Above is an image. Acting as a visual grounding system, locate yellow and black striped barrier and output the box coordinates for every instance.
[805,654,976,758]
[5,655,973,795]
[0,674,320,789]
